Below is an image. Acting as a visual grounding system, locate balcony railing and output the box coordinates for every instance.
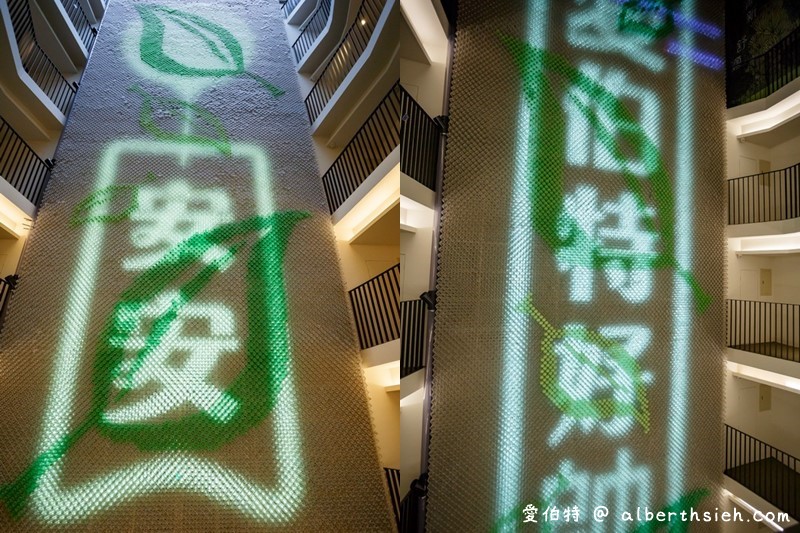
[400,88,439,190]
[725,425,799,520]
[726,299,799,363]
[305,0,386,123]
[281,0,303,18]
[291,0,332,63]
[383,467,400,529]
[728,163,800,225]
[59,0,96,51]
[401,298,427,378]
[321,83,400,213]
[0,116,53,206]
[728,25,800,108]
[8,0,77,115]
[348,264,399,350]
[400,474,427,533]
[0,275,18,334]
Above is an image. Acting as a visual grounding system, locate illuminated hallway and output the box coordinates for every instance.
[0,1,393,530]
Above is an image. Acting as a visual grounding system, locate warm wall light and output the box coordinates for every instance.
[363,361,401,390]
[727,361,800,394]
[735,232,800,255]
[361,19,366,25]
[399,194,434,230]
[333,164,399,242]
[0,190,32,238]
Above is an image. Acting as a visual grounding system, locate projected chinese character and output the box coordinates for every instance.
[564,64,661,176]
[546,324,653,447]
[104,292,240,425]
[567,0,666,71]
[556,185,658,303]
[123,180,234,271]
[542,449,652,532]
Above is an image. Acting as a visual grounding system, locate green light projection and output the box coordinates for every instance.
[472,0,724,531]
[135,5,284,97]
[500,34,709,312]
[0,3,323,525]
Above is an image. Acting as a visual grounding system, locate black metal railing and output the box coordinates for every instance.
[384,467,400,529]
[0,275,18,334]
[400,474,427,533]
[725,425,799,520]
[726,299,800,363]
[292,0,332,63]
[349,264,399,350]
[59,0,96,51]
[0,116,53,206]
[728,163,800,225]
[401,299,427,378]
[281,0,303,17]
[305,0,386,123]
[728,25,800,108]
[322,83,400,213]
[7,0,77,115]
[401,88,439,190]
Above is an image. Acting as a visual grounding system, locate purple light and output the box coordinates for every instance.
[613,0,722,39]
[666,39,724,70]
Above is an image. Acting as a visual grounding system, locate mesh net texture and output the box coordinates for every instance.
[0,1,393,531]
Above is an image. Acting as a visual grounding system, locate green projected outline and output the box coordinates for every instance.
[29,140,306,524]
[499,34,710,312]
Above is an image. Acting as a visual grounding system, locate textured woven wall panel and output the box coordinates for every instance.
[428,1,726,531]
[0,1,392,531]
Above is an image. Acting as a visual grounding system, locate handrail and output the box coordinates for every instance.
[727,24,800,108]
[728,162,800,225]
[400,87,439,190]
[726,299,799,363]
[401,298,427,378]
[321,83,400,213]
[0,275,18,334]
[59,0,96,51]
[348,264,399,350]
[304,0,387,123]
[291,0,332,63]
[383,467,400,529]
[399,474,427,533]
[0,115,53,206]
[7,0,77,115]
[282,0,303,18]
[725,424,799,520]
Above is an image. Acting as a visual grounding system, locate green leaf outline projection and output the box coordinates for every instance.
[0,211,308,517]
[70,172,157,226]
[521,299,651,432]
[130,85,232,156]
[135,4,285,97]
[500,34,710,312]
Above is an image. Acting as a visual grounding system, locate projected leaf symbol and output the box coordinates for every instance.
[130,85,231,156]
[70,172,157,226]
[136,4,285,97]
[500,34,710,312]
[521,299,651,432]
[0,211,309,518]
